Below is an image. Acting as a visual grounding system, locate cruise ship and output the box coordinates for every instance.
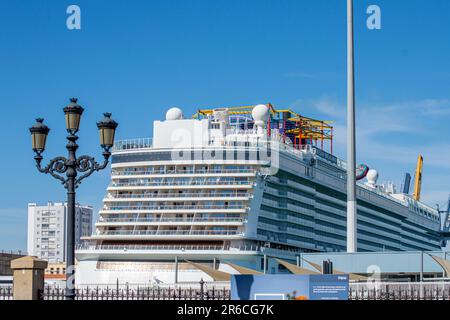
[76,104,447,285]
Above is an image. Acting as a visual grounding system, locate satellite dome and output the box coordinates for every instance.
[366,169,379,186]
[166,107,183,121]
[252,104,270,124]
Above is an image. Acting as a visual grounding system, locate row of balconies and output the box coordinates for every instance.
[77,243,262,252]
[95,229,244,236]
[105,191,252,200]
[97,217,245,223]
[111,168,257,176]
[109,179,253,188]
[101,204,248,211]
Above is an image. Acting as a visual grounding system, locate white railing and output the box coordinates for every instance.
[113,138,153,152]
[112,168,257,176]
[95,230,244,236]
[77,243,261,252]
[101,204,246,211]
[109,180,252,187]
[107,192,252,199]
[112,136,346,172]
[97,217,245,223]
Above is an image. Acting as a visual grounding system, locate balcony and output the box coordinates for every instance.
[97,217,246,223]
[100,204,247,212]
[113,138,152,152]
[77,243,262,252]
[94,229,244,236]
[104,191,252,200]
[111,168,257,176]
[109,179,252,188]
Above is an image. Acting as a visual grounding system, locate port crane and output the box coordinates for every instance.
[412,154,423,201]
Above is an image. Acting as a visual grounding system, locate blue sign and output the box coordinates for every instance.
[231,274,349,300]
[309,274,349,300]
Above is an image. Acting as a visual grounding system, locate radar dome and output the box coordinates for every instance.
[252,104,270,123]
[166,107,183,121]
[366,169,379,187]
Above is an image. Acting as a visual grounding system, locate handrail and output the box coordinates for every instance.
[113,138,152,151]
[112,168,257,175]
[97,217,245,223]
[110,180,252,187]
[95,230,244,236]
[76,243,262,252]
[106,192,252,199]
[101,204,246,211]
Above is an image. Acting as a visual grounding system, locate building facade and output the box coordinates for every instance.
[27,202,93,263]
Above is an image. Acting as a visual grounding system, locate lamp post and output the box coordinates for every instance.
[346,0,357,253]
[29,98,118,300]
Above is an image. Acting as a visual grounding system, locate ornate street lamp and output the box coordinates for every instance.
[30,118,50,153]
[63,98,84,133]
[29,98,118,300]
[97,112,118,149]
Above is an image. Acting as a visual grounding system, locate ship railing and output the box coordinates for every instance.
[111,168,257,176]
[260,246,303,255]
[112,137,348,172]
[0,249,26,256]
[101,204,247,211]
[76,243,262,252]
[357,181,408,207]
[109,180,252,187]
[106,192,252,199]
[113,138,153,152]
[96,230,244,236]
[312,162,411,209]
[97,217,246,223]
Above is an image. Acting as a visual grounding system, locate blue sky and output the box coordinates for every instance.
[0,0,450,251]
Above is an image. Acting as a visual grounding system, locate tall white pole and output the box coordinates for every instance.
[347,0,357,253]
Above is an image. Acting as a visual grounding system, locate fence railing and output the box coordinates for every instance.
[0,250,26,256]
[0,283,229,300]
[2,281,450,300]
[348,282,450,300]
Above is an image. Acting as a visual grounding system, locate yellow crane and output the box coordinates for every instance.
[412,154,423,201]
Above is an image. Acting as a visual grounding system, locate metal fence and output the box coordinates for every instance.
[349,282,450,300]
[0,286,12,300]
[2,282,450,300]
[0,282,230,300]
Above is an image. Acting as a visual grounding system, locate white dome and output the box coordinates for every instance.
[366,169,379,185]
[252,104,270,123]
[166,107,183,121]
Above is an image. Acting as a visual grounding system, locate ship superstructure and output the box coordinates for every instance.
[76,104,444,285]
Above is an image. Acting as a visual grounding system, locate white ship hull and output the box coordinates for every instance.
[76,105,444,285]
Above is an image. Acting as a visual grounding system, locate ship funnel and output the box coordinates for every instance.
[447,194,450,214]
[402,173,411,194]
[445,194,450,229]
[439,194,450,232]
